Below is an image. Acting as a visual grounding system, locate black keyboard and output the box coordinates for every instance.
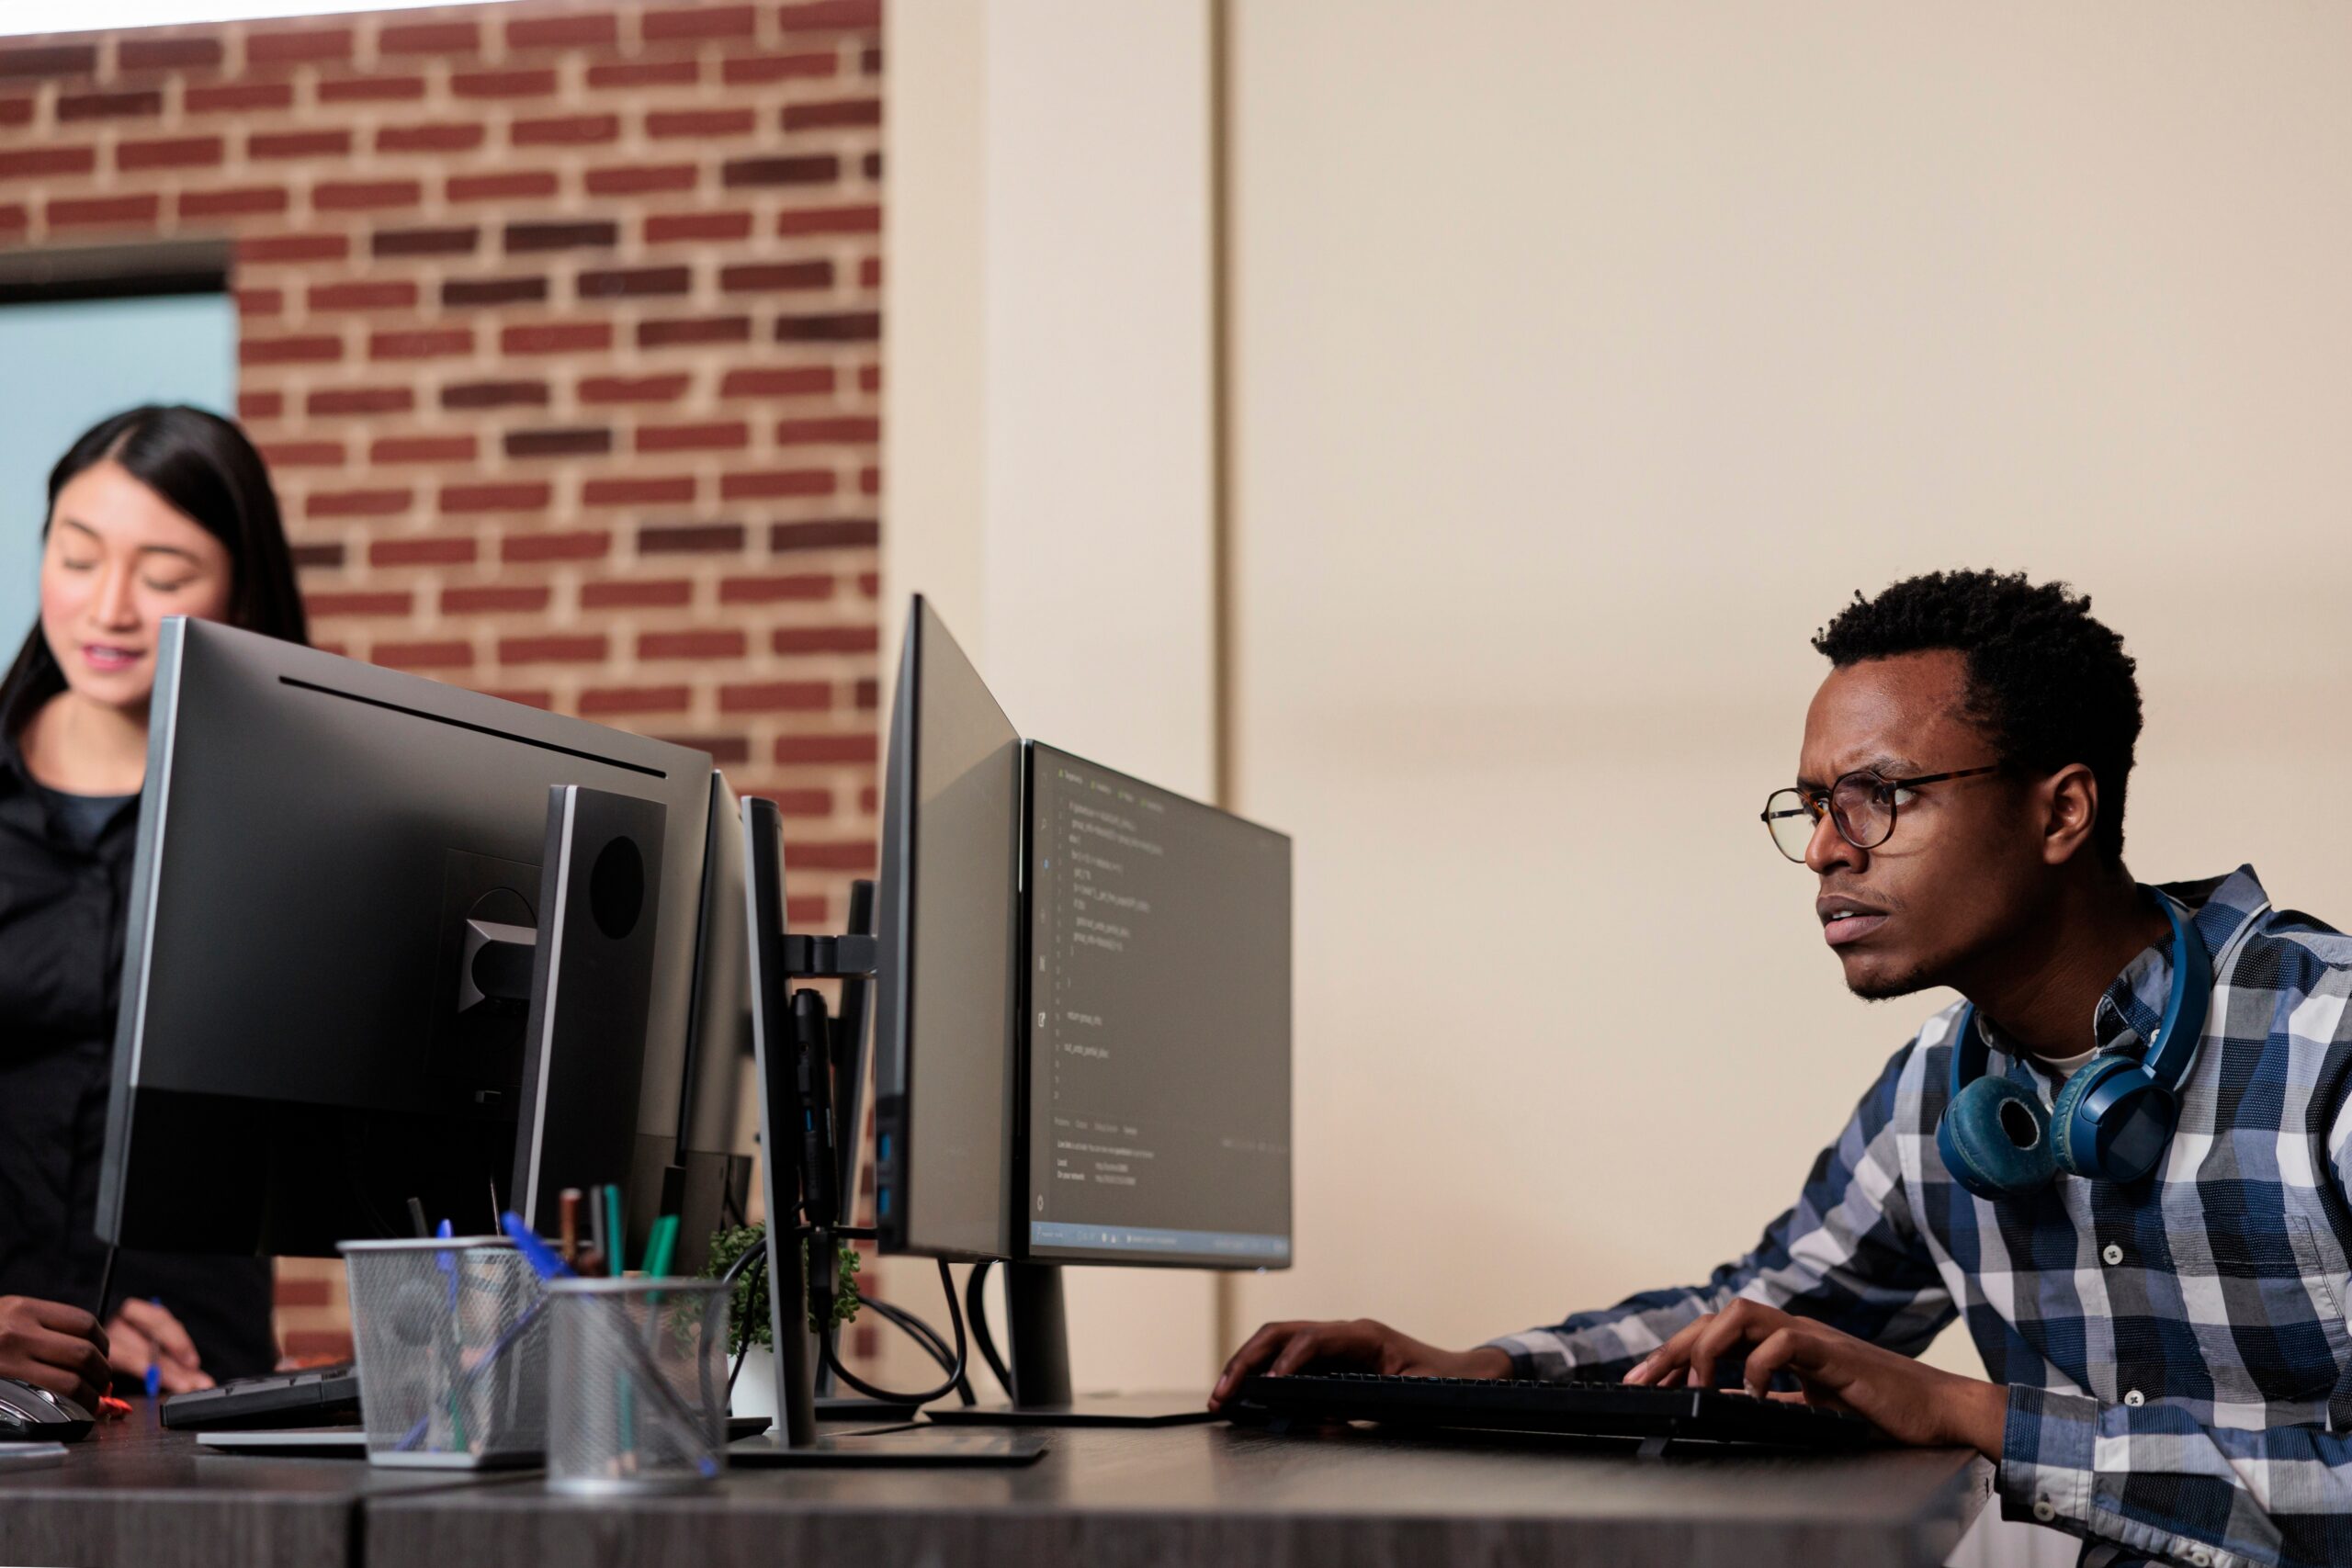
[160,1363,361,1430]
[1229,1372,1885,1451]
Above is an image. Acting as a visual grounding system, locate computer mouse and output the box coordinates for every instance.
[0,1377,94,1443]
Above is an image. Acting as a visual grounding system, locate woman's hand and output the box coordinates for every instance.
[0,1294,111,1411]
[106,1297,213,1395]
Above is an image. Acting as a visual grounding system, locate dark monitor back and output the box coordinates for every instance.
[871,596,1022,1260]
[680,771,751,1161]
[1021,743,1292,1269]
[97,618,712,1256]
[674,770,755,1269]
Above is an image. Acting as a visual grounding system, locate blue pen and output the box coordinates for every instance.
[501,1211,576,1280]
[144,1297,164,1400]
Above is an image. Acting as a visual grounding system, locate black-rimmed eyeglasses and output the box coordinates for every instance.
[1760,765,2003,863]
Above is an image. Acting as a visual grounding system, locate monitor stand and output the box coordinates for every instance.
[725,1233,1046,1466]
[732,818,1046,1467]
[728,1426,1048,1465]
[814,1393,922,1422]
[922,1263,1218,1428]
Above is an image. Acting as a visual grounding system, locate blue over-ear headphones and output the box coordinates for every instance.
[1935,889,2212,1200]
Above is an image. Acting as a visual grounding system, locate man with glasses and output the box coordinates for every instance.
[1214,569,2352,1568]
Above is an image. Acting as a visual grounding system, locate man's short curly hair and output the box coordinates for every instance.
[1812,570,2143,863]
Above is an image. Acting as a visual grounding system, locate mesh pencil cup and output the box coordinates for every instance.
[340,1235,549,1469]
[546,1276,730,1495]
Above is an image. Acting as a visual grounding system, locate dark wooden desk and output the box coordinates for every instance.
[0,1409,521,1568]
[368,1421,1995,1568]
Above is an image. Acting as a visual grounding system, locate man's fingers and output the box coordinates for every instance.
[1266,1327,1346,1378]
[1213,1322,1308,1405]
[1743,1327,1804,1397]
[1691,1302,1788,1391]
[118,1300,203,1370]
[1623,1316,1711,1384]
[1686,1312,1745,1390]
[1216,1322,1291,1387]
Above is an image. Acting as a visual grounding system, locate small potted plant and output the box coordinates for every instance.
[702,1224,863,1417]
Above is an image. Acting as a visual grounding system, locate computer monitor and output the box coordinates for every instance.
[96,617,714,1258]
[672,771,756,1276]
[870,595,1023,1261]
[932,743,1292,1427]
[1020,742,1292,1269]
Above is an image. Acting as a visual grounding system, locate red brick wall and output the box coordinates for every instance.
[0,0,884,1363]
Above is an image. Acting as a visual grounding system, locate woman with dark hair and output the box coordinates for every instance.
[0,405,308,1412]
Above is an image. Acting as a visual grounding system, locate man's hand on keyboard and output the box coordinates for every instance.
[106,1298,213,1395]
[1619,1301,2006,1455]
[1210,1319,1511,1412]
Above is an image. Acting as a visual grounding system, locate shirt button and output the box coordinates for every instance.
[2032,1498,2057,1522]
[2124,1389,2146,1407]
[2102,1243,2124,1266]
[2186,1550,2213,1567]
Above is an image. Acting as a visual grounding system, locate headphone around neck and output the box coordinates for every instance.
[1936,888,2212,1201]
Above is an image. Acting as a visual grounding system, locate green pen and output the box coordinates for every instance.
[642,1215,679,1282]
[605,1187,634,1456]
[604,1187,626,1278]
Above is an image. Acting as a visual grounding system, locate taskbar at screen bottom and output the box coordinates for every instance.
[1027,1220,1290,1265]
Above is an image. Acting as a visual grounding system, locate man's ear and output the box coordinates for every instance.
[2039,762,2100,866]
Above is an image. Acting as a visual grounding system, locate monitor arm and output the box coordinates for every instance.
[776,887,878,1394]
[458,919,537,1010]
[781,932,876,978]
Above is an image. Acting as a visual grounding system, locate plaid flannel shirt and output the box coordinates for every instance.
[1489,867,2352,1568]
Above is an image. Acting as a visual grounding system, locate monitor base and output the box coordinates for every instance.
[728,1426,1047,1467]
[924,1392,1217,1428]
[815,1394,922,1422]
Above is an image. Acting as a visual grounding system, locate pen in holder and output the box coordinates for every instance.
[340,1235,549,1469]
[546,1276,729,1495]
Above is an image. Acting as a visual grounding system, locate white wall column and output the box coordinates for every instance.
[886,0,1221,1393]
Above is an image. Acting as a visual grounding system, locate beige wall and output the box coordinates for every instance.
[1225,0,2352,1398]
[886,0,2352,1461]
[886,0,1218,1394]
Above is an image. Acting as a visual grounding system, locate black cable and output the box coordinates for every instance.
[865,1300,951,1371]
[718,1228,805,1404]
[966,1258,1013,1396]
[863,1298,976,1404]
[718,1235,972,1408]
[819,1259,966,1406]
[720,1240,770,1291]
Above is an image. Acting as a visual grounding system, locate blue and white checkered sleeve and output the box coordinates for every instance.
[1998,1387,2352,1568]
[1485,1040,1953,1382]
